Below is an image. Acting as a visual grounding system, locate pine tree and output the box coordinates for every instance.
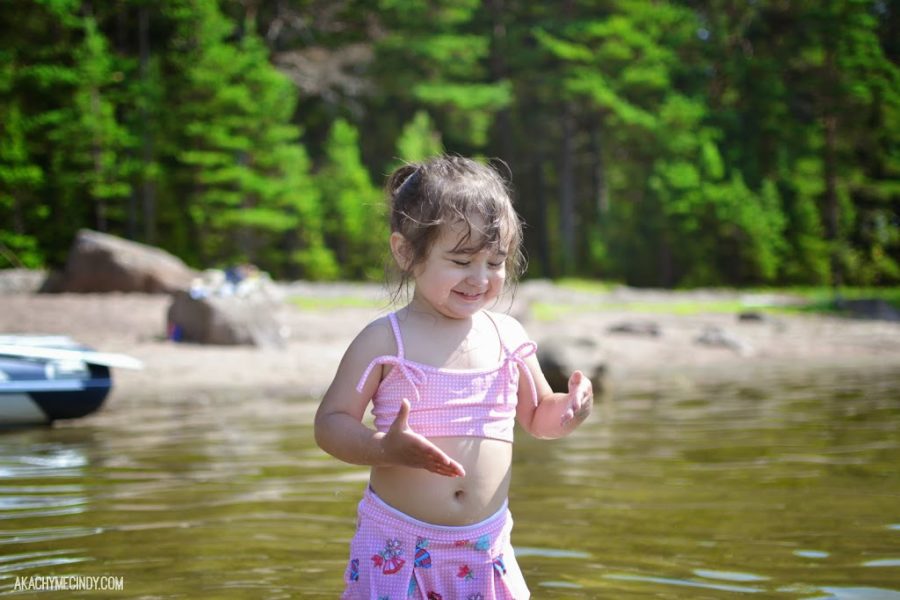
[61,14,131,233]
[164,0,327,273]
[372,0,512,150]
[317,119,387,280]
[0,102,44,267]
[395,110,444,165]
[0,0,110,265]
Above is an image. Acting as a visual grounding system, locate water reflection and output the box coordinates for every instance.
[0,365,896,598]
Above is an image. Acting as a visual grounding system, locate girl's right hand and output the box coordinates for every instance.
[381,399,466,477]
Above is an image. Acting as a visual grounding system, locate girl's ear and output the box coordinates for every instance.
[390,232,412,271]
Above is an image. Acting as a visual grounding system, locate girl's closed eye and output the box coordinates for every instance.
[449,257,503,269]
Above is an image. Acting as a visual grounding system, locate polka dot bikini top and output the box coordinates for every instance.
[355,312,538,442]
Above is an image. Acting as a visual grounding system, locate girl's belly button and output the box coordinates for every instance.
[454,489,465,501]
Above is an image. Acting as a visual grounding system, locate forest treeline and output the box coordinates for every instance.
[1,0,898,286]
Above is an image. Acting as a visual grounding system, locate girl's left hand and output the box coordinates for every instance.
[561,370,593,426]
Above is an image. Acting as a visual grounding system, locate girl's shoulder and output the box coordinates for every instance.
[346,314,398,363]
[484,309,531,347]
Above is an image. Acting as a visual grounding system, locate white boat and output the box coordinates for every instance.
[0,335,141,425]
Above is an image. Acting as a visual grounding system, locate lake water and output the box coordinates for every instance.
[1,364,898,598]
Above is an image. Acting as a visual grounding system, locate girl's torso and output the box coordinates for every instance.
[363,309,534,526]
[370,437,513,526]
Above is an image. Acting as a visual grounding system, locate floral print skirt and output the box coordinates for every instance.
[341,487,529,600]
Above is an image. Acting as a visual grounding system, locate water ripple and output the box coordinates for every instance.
[0,368,897,597]
[0,526,103,545]
[604,572,765,593]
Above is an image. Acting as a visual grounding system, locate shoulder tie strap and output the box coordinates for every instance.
[387,312,405,358]
[354,313,423,400]
[506,341,538,407]
[355,356,425,403]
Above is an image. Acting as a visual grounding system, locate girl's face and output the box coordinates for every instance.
[399,220,508,320]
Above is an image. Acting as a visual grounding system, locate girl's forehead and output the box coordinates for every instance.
[435,219,511,253]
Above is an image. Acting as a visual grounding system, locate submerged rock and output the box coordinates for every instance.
[607,320,661,337]
[537,336,608,393]
[694,325,753,356]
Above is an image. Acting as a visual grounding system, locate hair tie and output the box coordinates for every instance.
[396,167,420,196]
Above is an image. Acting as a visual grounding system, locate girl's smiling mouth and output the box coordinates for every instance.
[454,290,484,300]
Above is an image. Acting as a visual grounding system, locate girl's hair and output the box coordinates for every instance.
[386,155,526,302]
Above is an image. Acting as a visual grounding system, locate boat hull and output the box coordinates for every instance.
[0,344,113,426]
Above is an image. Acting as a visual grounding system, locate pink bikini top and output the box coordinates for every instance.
[355,312,538,442]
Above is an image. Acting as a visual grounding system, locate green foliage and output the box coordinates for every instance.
[0,0,896,287]
[0,103,44,267]
[373,0,510,148]
[317,119,387,280]
[62,16,132,227]
[395,111,444,165]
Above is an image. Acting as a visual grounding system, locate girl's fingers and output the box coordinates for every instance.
[411,435,465,477]
[426,448,465,477]
[386,398,466,476]
[389,398,412,432]
[562,371,593,425]
[568,370,583,392]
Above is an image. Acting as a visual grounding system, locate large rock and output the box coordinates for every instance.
[536,336,608,394]
[167,290,286,348]
[837,298,900,322]
[0,269,46,294]
[41,229,195,294]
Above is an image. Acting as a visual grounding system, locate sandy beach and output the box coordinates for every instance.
[2,279,899,407]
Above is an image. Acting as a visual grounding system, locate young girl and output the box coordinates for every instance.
[315,155,593,599]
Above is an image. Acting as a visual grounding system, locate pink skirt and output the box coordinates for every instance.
[341,487,530,599]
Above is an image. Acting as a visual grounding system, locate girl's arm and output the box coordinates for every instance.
[498,315,593,439]
[314,321,465,477]
[516,355,593,439]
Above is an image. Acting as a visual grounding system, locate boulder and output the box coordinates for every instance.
[836,298,900,322]
[41,229,195,294]
[166,290,286,348]
[607,320,661,337]
[737,311,767,322]
[0,269,46,294]
[536,336,608,394]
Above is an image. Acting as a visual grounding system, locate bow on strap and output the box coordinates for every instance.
[506,341,539,407]
[356,355,426,402]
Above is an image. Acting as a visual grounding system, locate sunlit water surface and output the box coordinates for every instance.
[0,364,898,598]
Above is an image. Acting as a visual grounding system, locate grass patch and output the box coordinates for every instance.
[555,278,619,293]
[530,283,900,321]
[531,299,759,321]
[752,286,900,315]
[289,295,385,311]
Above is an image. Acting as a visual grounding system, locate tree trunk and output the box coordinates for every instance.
[559,105,576,275]
[117,4,138,241]
[488,0,515,165]
[90,89,107,232]
[823,42,842,291]
[590,117,608,215]
[139,5,157,245]
[535,144,552,277]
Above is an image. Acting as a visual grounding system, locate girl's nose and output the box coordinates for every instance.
[467,264,490,285]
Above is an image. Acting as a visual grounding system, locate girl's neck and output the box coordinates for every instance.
[398,301,501,369]
[405,293,479,324]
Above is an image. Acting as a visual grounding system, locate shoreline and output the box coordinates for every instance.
[1,282,899,405]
